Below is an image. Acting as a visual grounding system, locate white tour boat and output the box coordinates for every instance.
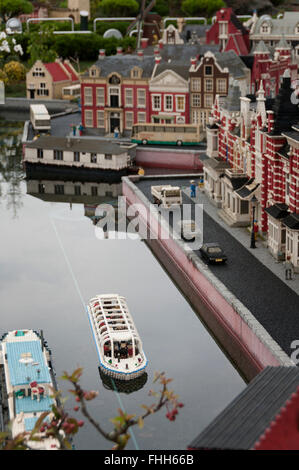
[87,294,147,381]
[0,329,61,450]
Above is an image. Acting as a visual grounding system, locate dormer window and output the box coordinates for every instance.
[261,22,270,34]
[109,74,121,84]
[131,67,141,79]
[90,67,99,78]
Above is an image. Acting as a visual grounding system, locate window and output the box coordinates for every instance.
[137,112,146,123]
[91,153,97,163]
[137,89,146,107]
[74,185,81,196]
[204,94,213,108]
[219,22,228,35]
[91,186,98,196]
[192,110,200,124]
[74,152,80,162]
[54,150,63,160]
[84,87,92,106]
[37,148,43,159]
[152,95,161,111]
[192,94,201,107]
[200,111,207,128]
[125,88,133,107]
[165,95,173,111]
[217,79,227,93]
[205,78,213,92]
[105,154,112,160]
[131,68,140,78]
[176,96,185,111]
[191,79,201,92]
[97,110,104,128]
[54,184,64,195]
[85,110,93,127]
[125,111,133,129]
[240,200,249,214]
[205,65,213,76]
[38,184,45,194]
[96,87,105,106]
[33,67,45,77]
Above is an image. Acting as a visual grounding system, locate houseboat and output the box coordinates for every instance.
[23,135,138,182]
[87,294,147,381]
[0,329,60,450]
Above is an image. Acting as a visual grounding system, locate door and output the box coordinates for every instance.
[29,89,35,99]
[110,116,120,133]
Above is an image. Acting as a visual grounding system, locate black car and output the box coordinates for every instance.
[199,243,227,264]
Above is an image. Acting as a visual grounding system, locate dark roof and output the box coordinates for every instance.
[282,130,299,143]
[235,179,259,199]
[264,203,289,220]
[282,213,299,230]
[270,74,299,135]
[27,136,136,155]
[213,50,248,79]
[277,142,291,159]
[83,54,155,78]
[180,24,209,42]
[203,157,231,171]
[152,62,189,80]
[230,11,249,35]
[222,172,249,190]
[240,55,254,69]
[189,366,299,450]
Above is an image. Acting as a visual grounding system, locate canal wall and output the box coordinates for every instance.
[136,146,205,170]
[122,175,294,381]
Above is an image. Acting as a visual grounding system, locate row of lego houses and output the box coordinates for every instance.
[203,70,299,272]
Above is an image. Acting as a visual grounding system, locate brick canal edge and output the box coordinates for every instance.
[122,175,294,382]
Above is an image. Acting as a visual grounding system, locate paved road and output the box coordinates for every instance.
[136,177,299,357]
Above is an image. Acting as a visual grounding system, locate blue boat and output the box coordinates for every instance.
[0,329,60,449]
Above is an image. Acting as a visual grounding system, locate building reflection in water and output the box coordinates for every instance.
[0,121,24,217]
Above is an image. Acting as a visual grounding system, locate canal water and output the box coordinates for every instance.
[0,122,245,450]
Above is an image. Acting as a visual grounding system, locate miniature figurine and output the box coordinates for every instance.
[114,127,119,138]
[253,220,259,241]
[285,256,294,280]
[190,180,196,198]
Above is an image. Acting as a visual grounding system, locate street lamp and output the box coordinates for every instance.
[250,195,257,249]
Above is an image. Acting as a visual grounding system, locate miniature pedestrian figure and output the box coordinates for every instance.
[72,124,76,136]
[198,176,204,188]
[285,255,293,280]
[253,220,259,241]
[190,180,196,198]
[114,127,119,138]
[138,167,145,176]
[78,123,83,136]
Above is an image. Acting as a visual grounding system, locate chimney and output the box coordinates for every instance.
[98,49,105,59]
[141,37,149,49]
[158,39,163,50]
[190,57,197,66]
[154,46,159,56]
[155,56,161,64]
[117,47,123,55]
[137,50,144,60]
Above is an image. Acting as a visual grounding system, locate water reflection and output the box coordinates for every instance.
[0,122,24,217]
[99,368,148,394]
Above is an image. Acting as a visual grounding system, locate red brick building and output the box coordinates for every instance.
[203,70,299,271]
[206,7,250,55]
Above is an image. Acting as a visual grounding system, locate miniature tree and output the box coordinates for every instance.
[0,0,33,22]
[0,369,183,450]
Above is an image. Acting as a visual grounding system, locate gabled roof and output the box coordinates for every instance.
[264,203,289,220]
[44,62,69,82]
[282,213,299,229]
[213,50,249,79]
[189,366,299,450]
[253,40,270,54]
[62,62,79,82]
[251,12,299,37]
[83,54,155,78]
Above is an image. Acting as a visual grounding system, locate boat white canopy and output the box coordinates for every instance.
[88,294,142,358]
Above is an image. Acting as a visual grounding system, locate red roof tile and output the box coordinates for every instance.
[63,62,79,82]
[44,62,69,82]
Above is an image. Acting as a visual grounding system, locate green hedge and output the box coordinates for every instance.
[18,32,137,62]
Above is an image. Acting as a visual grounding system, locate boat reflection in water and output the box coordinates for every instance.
[99,367,148,394]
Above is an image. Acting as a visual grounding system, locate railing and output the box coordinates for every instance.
[26,17,74,32]
[93,17,136,33]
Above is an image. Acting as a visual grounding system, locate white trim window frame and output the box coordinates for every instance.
[125,88,133,107]
[84,86,93,106]
[176,95,185,112]
[97,110,105,128]
[152,94,161,111]
[137,112,146,123]
[164,94,173,111]
[85,110,93,127]
[96,87,105,106]
[137,88,146,108]
[125,111,134,129]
